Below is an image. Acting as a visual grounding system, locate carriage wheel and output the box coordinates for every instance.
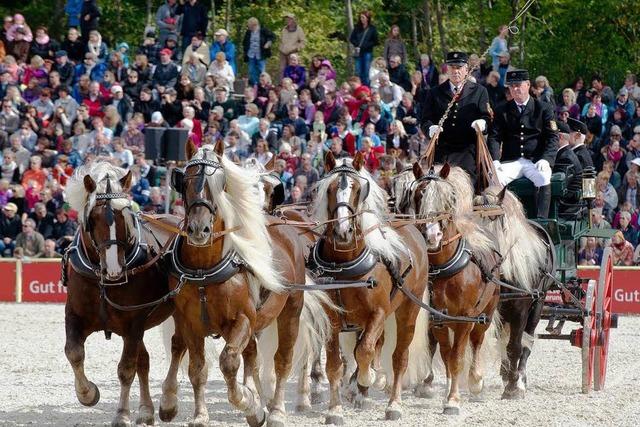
[594,248,613,391]
[580,279,597,394]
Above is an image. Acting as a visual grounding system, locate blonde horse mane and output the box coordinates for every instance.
[473,185,547,292]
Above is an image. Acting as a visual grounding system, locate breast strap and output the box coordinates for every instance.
[307,239,378,280]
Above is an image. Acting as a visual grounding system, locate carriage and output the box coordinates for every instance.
[506,167,618,393]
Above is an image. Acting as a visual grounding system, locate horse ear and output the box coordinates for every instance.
[324,151,336,172]
[214,138,225,156]
[439,162,451,179]
[353,151,365,171]
[497,185,507,203]
[264,153,276,172]
[83,175,96,193]
[186,137,198,160]
[119,170,132,191]
[412,162,424,180]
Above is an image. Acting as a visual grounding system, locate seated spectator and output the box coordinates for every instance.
[152,48,179,92]
[618,211,638,247]
[160,88,183,126]
[143,187,165,213]
[83,81,108,118]
[22,55,48,87]
[182,51,207,88]
[210,29,236,74]
[21,155,47,192]
[52,154,74,186]
[282,53,306,90]
[75,52,107,84]
[277,142,299,173]
[134,87,160,123]
[237,103,260,137]
[294,153,319,189]
[396,92,420,135]
[387,54,411,92]
[42,238,62,258]
[130,165,151,205]
[29,202,54,239]
[610,230,634,266]
[0,202,20,256]
[361,137,380,173]
[13,218,45,259]
[208,52,235,93]
[252,118,278,152]
[357,122,383,153]
[386,120,410,159]
[248,139,273,166]
[377,72,403,111]
[61,27,84,63]
[578,236,603,266]
[263,88,286,122]
[103,105,124,137]
[364,103,389,139]
[255,72,273,107]
[285,185,304,205]
[86,30,109,63]
[281,105,309,139]
[369,57,387,91]
[52,208,76,251]
[595,171,618,214]
[211,86,238,121]
[279,77,297,106]
[112,139,133,168]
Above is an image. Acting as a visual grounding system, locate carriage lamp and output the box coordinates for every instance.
[582,167,596,200]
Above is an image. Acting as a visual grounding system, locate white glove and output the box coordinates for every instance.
[493,160,502,170]
[428,125,443,138]
[535,159,550,172]
[471,119,486,132]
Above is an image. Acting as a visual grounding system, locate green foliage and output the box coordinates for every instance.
[2,0,639,89]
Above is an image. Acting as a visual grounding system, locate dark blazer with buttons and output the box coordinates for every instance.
[572,144,594,170]
[489,97,559,166]
[420,80,491,152]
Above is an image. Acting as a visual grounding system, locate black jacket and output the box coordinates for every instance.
[175,1,208,38]
[489,97,559,166]
[420,80,491,151]
[242,27,276,61]
[349,25,378,54]
[55,62,75,87]
[161,100,183,126]
[80,0,101,35]
[61,39,85,64]
[134,98,161,123]
[388,64,412,92]
[0,214,21,240]
[555,144,583,201]
[30,212,55,239]
[572,144,594,170]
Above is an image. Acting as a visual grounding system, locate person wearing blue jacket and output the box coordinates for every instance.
[210,29,236,74]
[65,0,83,28]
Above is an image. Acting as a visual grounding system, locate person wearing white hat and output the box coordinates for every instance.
[210,28,237,74]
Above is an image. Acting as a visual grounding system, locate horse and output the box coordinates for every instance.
[64,162,177,426]
[309,151,430,424]
[245,156,327,411]
[160,140,329,427]
[473,184,555,399]
[408,162,500,414]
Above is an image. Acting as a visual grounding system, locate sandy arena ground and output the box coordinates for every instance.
[0,303,638,426]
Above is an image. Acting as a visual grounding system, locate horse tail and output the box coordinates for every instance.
[380,287,431,389]
[258,275,338,400]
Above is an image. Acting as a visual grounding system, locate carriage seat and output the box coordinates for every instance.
[507,172,567,219]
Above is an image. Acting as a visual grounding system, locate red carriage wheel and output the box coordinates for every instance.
[580,279,597,394]
[594,248,613,391]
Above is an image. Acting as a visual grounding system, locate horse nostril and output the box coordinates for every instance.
[348,227,354,233]
[203,226,211,234]
[187,224,195,234]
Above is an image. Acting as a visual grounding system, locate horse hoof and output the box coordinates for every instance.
[78,382,100,407]
[469,378,484,396]
[266,412,285,427]
[385,408,402,421]
[414,384,435,399]
[246,407,267,427]
[112,411,132,427]
[159,405,178,422]
[353,396,373,410]
[296,403,312,413]
[443,406,460,416]
[135,405,154,425]
[188,419,209,427]
[325,414,344,425]
[311,391,323,404]
[501,389,525,400]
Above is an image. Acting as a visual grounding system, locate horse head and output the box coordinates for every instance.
[172,138,224,246]
[82,170,134,281]
[253,155,285,213]
[411,162,456,251]
[321,151,370,249]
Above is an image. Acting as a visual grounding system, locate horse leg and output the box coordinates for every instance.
[64,312,100,407]
[518,299,544,390]
[220,314,264,426]
[372,332,387,391]
[295,358,312,413]
[242,335,267,427]
[325,322,344,425]
[502,314,527,400]
[385,305,419,421]
[468,323,491,399]
[353,310,384,410]
[159,326,187,422]
[415,328,438,398]
[443,324,473,415]
[135,341,154,425]
[268,294,303,427]
[431,326,452,395]
[184,333,209,427]
[113,334,142,427]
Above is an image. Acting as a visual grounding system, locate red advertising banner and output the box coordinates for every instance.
[0,261,16,302]
[20,260,66,303]
[578,267,640,315]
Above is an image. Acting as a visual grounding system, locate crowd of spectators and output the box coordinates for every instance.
[0,3,638,265]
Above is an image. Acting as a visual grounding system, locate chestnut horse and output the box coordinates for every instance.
[160,140,328,426]
[310,151,430,424]
[64,162,176,426]
[409,163,500,414]
[474,185,555,399]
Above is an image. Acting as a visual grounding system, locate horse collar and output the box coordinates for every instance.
[307,239,378,280]
[429,239,472,279]
[169,235,245,284]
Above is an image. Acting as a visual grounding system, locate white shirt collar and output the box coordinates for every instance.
[449,81,463,94]
[517,96,531,108]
